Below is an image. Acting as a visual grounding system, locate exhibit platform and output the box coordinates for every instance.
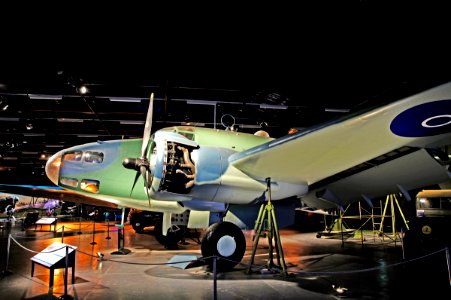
[0,219,450,299]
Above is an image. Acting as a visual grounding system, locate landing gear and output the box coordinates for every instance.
[129,210,161,234]
[201,221,246,271]
[154,218,186,249]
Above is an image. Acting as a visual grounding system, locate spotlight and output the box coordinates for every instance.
[78,85,88,95]
[0,98,8,111]
[0,100,8,111]
[332,284,348,296]
[26,123,33,130]
[97,252,104,261]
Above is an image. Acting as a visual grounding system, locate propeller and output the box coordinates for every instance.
[122,92,155,207]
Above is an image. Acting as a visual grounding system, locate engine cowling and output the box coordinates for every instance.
[149,131,200,199]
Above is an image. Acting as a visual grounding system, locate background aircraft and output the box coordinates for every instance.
[40,82,451,270]
[0,193,61,216]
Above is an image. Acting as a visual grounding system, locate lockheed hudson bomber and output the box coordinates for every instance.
[41,83,451,269]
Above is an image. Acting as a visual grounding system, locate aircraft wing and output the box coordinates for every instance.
[230,82,451,208]
[0,184,118,208]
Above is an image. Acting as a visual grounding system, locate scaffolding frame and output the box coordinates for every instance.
[318,194,409,246]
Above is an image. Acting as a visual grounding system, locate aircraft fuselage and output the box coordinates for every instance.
[45,126,308,213]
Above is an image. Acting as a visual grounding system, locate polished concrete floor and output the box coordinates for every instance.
[0,217,450,299]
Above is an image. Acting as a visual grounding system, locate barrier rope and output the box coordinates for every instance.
[54,223,94,231]
[9,235,74,254]
[5,233,450,276]
[10,223,105,240]
[291,247,448,277]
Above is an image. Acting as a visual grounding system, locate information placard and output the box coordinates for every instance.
[31,242,77,268]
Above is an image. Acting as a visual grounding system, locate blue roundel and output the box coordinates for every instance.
[390,99,451,137]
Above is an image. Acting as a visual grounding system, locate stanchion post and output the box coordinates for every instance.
[77,215,82,235]
[213,256,217,300]
[64,246,69,297]
[117,226,122,249]
[106,218,111,240]
[446,247,451,287]
[1,234,12,276]
[62,226,65,244]
[90,219,97,245]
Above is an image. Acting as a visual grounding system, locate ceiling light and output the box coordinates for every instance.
[57,118,84,123]
[77,134,99,138]
[2,157,18,160]
[23,133,45,137]
[78,85,88,95]
[26,123,33,130]
[0,98,8,111]
[110,97,142,103]
[120,120,145,125]
[186,100,217,106]
[324,108,350,113]
[28,94,63,100]
[259,104,287,110]
[40,153,50,160]
[240,124,261,129]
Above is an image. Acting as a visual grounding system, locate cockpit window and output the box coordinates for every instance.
[63,151,83,161]
[60,177,78,188]
[84,151,104,163]
[80,179,100,193]
[179,131,195,141]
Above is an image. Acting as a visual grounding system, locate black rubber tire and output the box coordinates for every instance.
[201,221,246,271]
[154,219,186,249]
[131,222,144,234]
[130,213,145,233]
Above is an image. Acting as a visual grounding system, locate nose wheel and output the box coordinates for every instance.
[201,221,246,271]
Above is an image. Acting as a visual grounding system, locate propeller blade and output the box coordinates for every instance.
[130,171,141,196]
[144,171,152,208]
[141,92,154,157]
[140,165,148,182]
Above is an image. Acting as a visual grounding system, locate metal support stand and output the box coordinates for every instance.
[247,178,288,277]
[90,219,97,245]
[106,217,111,240]
[377,194,409,242]
[111,208,130,255]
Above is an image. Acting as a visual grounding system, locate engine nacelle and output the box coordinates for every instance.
[149,131,200,198]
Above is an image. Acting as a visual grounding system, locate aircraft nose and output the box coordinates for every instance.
[45,152,62,185]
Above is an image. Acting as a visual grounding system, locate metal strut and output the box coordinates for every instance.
[247,177,288,277]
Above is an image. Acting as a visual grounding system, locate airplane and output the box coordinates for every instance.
[4,81,451,270]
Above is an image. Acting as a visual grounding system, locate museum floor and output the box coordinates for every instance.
[0,218,450,299]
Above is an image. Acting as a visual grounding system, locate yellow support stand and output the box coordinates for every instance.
[247,178,288,277]
[376,193,409,242]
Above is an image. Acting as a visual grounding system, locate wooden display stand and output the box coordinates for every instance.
[31,242,77,287]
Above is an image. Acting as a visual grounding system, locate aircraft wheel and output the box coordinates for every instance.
[132,223,144,233]
[201,221,246,271]
[154,219,186,249]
